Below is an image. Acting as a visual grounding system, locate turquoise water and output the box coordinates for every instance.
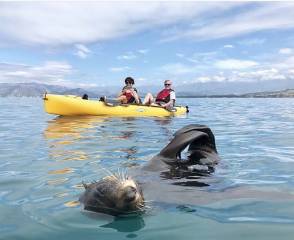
[0,97,294,240]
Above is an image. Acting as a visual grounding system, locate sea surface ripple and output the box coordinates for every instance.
[0,97,294,240]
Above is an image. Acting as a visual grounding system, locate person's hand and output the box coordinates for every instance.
[162,102,171,108]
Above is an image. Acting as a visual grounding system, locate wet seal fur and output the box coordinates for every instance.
[80,124,220,215]
[79,175,145,216]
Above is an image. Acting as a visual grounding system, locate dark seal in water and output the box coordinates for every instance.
[80,124,220,215]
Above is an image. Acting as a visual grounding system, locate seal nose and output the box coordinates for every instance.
[124,186,137,202]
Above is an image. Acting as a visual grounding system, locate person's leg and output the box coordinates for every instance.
[143,93,154,105]
[117,95,128,104]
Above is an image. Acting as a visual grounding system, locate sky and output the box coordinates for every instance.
[0,1,294,92]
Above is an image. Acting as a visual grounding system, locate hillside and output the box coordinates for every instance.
[240,89,294,98]
[0,82,294,98]
[0,83,103,98]
[179,89,294,98]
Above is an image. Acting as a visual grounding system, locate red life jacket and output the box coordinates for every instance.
[156,89,173,103]
[123,91,134,103]
[122,87,137,103]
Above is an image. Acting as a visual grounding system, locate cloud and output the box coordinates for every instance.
[192,67,287,84]
[234,68,286,82]
[75,51,87,59]
[215,59,258,70]
[109,66,131,72]
[162,2,294,42]
[196,76,211,83]
[176,53,185,58]
[117,49,148,61]
[0,61,74,85]
[212,75,227,82]
[160,63,198,75]
[117,52,137,60]
[136,77,146,82]
[238,38,266,46]
[279,48,293,55]
[223,44,234,48]
[1,2,293,47]
[273,55,294,70]
[137,49,149,54]
[0,2,245,46]
[159,50,294,84]
[74,44,91,59]
[75,44,90,54]
[187,51,218,63]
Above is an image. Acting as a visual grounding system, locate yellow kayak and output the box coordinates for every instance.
[43,93,188,117]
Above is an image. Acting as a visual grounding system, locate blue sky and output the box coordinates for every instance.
[1,1,294,91]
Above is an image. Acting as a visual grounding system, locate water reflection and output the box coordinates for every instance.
[110,119,141,166]
[48,168,74,175]
[100,215,145,233]
[44,116,107,140]
[112,130,135,140]
[154,117,172,126]
[121,146,138,160]
[44,116,108,162]
[43,116,111,196]
[154,117,174,137]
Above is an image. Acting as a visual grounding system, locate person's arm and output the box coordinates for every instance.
[118,87,126,97]
[162,100,174,108]
[130,89,141,104]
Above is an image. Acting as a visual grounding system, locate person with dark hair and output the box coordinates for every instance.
[117,77,141,104]
[143,80,176,109]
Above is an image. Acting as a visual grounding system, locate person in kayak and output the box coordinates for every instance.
[117,77,141,104]
[143,80,176,109]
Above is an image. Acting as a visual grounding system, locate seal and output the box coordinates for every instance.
[79,174,145,216]
[80,124,220,215]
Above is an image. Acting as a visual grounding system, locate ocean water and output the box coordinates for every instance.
[0,97,294,240]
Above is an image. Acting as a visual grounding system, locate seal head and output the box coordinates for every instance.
[79,175,144,216]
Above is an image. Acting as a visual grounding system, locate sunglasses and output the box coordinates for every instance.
[126,82,133,84]
[164,83,171,86]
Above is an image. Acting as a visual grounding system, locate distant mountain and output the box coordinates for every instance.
[175,79,294,96]
[178,89,294,98]
[240,89,294,98]
[0,83,65,97]
[0,83,105,98]
[0,82,293,98]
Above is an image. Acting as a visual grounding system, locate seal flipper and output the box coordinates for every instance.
[144,124,220,172]
[175,124,217,153]
[144,131,208,171]
[159,131,208,160]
